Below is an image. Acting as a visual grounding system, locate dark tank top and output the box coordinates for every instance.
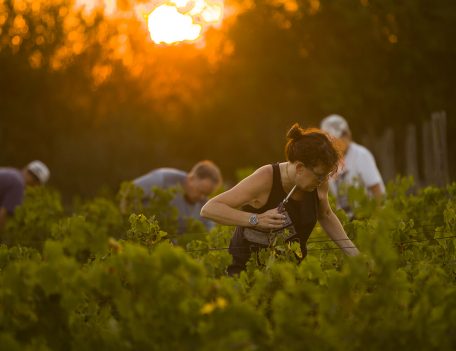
[241,163,318,248]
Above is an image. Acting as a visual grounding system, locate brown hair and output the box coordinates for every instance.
[189,160,222,185]
[285,123,341,174]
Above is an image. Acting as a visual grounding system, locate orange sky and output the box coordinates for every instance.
[74,0,225,44]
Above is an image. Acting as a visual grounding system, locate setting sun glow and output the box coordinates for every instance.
[148,5,202,44]
[147,0,224,44]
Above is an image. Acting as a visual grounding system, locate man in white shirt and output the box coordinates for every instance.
[320,115,385,218]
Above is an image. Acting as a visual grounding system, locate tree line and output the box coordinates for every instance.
[1,0,454,202]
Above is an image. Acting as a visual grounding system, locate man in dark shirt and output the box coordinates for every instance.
[0,160,50,230]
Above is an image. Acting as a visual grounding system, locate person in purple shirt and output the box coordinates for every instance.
[0,160,50,230]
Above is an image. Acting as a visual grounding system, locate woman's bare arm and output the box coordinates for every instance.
[317,182,360,256]
[201,165,286,230]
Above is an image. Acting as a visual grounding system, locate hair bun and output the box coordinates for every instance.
[286,123,303,141]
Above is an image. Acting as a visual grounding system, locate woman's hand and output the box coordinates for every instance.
[255,208,287,231]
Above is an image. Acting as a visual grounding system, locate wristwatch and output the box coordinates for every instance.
[248,214,259,226]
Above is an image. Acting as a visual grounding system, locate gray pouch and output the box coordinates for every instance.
[242,185,298,246]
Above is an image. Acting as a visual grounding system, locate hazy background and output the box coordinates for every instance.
[1,0,454,202]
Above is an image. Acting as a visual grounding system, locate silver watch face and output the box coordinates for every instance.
[249,214,258,225]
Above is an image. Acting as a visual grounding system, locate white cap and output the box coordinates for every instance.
[26,160,50,184]
[320,114,350,138]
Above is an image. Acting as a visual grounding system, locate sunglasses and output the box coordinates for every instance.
[309,168,330,182]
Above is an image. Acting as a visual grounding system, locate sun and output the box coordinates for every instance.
[147,0,224,44]
[74,0,225,45]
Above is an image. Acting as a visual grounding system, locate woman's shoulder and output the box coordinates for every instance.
[241,164,274,188]
[255,164,274,174]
